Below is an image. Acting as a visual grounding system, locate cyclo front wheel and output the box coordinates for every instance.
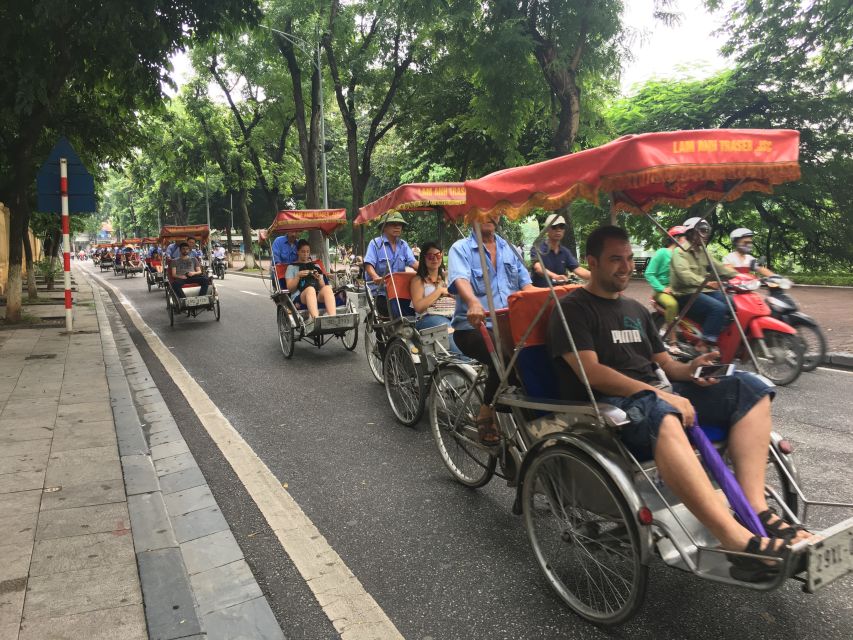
[522,444,647,626]
[383,337,427,427]
[363,313,384,384]
[428,364,495,488]
[277,306,295,358]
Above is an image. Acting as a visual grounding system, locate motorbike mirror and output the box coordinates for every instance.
[757,256,767,267]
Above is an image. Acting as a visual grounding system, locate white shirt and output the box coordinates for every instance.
[213,247,226,259]
[723,251,757,272]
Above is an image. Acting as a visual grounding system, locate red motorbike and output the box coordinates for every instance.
[652,274,804,385]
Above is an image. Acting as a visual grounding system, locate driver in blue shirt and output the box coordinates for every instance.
[448,216,535,445]
[364,212,418,317]
[530,214,590,286]
[271,231,300,289]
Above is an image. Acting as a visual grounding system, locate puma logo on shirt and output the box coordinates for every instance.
[611,329,642,344]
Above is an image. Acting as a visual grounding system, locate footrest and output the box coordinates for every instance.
[313,312,359,333]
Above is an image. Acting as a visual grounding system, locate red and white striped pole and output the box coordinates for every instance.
[60,158,72,332]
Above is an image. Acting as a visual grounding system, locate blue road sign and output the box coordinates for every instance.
[36,137,96,213]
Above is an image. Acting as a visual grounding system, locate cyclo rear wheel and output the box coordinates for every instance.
[363,313,384,383]
[383,337,427,427]
[341,301,358,351]
[522,444,647,626]
[428,364,495,488]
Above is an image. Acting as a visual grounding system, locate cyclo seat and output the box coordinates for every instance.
[383,272,416,319]
[276,261,346,310]
[504,286,727,460]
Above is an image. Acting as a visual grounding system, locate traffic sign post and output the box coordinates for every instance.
[36,138,96,333]
[61,159,72,330]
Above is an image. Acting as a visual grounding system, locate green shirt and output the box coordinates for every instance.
[644,247,673,293]
[670,245,734,296]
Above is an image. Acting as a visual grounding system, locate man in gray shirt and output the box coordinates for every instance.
[170,242,209,298]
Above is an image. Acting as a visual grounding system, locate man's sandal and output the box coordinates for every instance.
[475,417,501,447]
[726,536,788,583]
[758,508,809,542]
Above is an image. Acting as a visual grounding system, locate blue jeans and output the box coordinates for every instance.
[599,371,774,461]
[676,291,728,342]
[415,314,461,354]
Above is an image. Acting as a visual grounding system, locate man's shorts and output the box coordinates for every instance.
[598,371,775,461]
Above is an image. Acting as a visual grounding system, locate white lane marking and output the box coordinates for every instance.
[87,270,403,640]
[239,290,264,297]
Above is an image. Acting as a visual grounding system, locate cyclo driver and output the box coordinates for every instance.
[548,226,813,582]
[448,216,535,446]
[363,212,418,317]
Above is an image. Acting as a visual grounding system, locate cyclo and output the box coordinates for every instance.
[429,129,853,625]
[267,209,359,358]
[141,237,165,292]
[121,239,145,279]
[355,183,475,426]
[158,224,220,326]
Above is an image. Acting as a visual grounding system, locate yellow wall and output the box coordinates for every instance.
[0,203,42,295]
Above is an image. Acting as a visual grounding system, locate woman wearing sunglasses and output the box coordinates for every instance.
[410,242,461,353]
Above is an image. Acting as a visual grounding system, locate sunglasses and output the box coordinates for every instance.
[550,224,566,230]
[425,252,443,260]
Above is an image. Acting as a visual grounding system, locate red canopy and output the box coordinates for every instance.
[122,238,142,245]
[356,183,467,224]
[463,129,800,220]
[267,209,347,237]
[158,224,210,246]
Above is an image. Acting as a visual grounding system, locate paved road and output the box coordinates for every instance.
[90,265,853,640]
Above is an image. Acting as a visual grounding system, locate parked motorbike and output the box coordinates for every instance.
[653,273,804,385]
[763,275,826,371]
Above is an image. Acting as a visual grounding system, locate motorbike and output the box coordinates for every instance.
[653,273,804,386]
[763,275,826,371]
[212,257,226,280]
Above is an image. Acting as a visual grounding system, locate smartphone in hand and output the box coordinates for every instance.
[693,364,735,379]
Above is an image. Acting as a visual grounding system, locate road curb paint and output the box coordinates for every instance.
[87,269,404,640]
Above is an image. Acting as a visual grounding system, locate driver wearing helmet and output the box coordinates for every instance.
[724,228,775,277]
[670,217,738,348]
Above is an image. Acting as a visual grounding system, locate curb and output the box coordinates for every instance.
[826,352,853,369]
[87,271,284,640]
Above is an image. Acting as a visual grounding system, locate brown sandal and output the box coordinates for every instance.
[475,417,500,447]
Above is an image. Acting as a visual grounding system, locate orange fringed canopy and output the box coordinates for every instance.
[463,129,801,221]
[157,225,210,245]
[267,209,347,237]
[356,183,468,224]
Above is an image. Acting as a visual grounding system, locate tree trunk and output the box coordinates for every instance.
[237,189,255,269]
[22,224,38,301]
[45,228,62,290]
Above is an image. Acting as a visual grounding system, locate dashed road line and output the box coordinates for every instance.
[88,269,404,640]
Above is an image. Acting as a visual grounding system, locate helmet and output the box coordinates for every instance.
[667,225,687,238]
[379,211,407,227]
[683,217,711,236]
[730,228,754,242]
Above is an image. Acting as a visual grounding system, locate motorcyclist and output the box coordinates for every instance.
[645,225,686,349]
[723,228,776,277]
[670,217,737,348]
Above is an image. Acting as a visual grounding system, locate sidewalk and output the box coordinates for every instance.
[0,279,146,639]
[0,268,283,640]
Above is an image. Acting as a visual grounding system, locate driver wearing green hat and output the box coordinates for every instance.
[364,211,419,317]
